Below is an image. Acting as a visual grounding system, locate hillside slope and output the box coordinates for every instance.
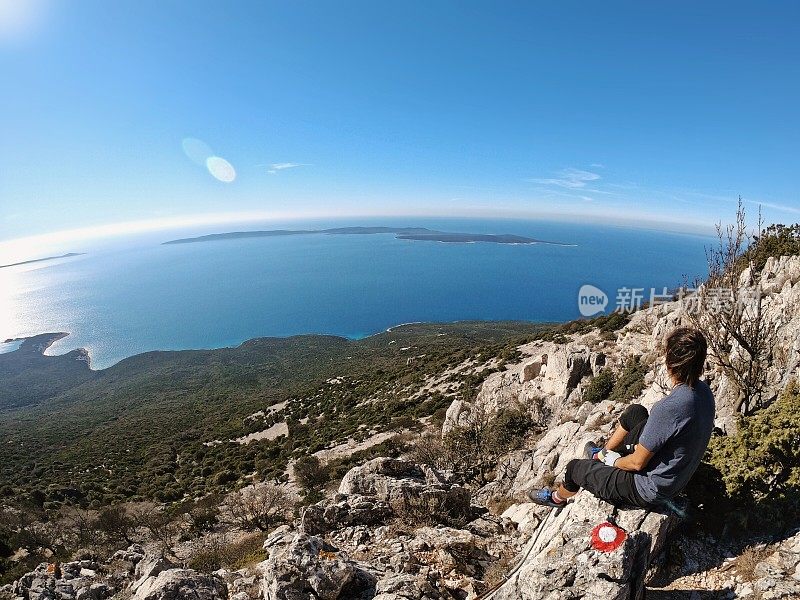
[0,321,544,504]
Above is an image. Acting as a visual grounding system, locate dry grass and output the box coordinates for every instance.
[486,494,516,516]
[483,548,518,589]
[187,532,268,573]
[539,470,556,488]
[734,544,772,582]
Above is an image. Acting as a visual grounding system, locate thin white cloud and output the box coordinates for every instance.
[266,162,309,174]
[748,199,800,215]
[527,168,601,189]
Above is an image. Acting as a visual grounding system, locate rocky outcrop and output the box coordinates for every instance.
[490,494,676,600]
[11,560,121,600]
[7,547,228,600]
[259,534,377,600]
[302,494,392,535]
[732,528,800,599]
[338,458,470,522]
[131,569,227,600]
[442,341,607,436]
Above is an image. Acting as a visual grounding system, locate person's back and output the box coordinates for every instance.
[634,379,715,504]
[530,326,715,511]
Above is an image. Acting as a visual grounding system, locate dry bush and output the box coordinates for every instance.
[539,470,556,488]
[687,199,781,414]
[409,431,448,470]
[393,493,470,529]
[187,532,267,573]
[135,505,184,558]
[735,544,772,582]
[227,484,293,532]
[441,404,535,484]
[485,495,515,516]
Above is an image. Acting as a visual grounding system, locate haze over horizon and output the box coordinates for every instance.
[2,1,799,260]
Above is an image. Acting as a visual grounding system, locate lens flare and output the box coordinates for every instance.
[206,156,236,183]
[181,137,214,166]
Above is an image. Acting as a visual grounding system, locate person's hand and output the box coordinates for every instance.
[603,450,622,467]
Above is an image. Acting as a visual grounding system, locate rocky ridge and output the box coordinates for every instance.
[4,256,800,599]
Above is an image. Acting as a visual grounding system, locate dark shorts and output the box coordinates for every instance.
[563,404,655,509]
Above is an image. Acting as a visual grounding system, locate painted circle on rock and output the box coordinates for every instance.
[590,521,626,552]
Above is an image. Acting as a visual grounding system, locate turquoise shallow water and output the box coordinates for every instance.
[0,217,712,369]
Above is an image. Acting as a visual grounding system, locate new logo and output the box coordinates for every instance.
[578,284,608,317]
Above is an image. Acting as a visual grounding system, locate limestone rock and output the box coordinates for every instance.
[338,458,470,522]
[260,533,377,600]
[130,569,227,600]
[302,494,392,535]
[491,494,676,600]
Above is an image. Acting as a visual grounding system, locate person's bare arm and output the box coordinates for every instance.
[612,444,654,472]
[604,423,628,452]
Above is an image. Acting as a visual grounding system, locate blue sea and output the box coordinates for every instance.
[0,218,713,369]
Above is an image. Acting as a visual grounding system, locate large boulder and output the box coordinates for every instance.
[490,494,677,600]
[338,459,470,523]
[130,569,227,600]
[372,573,444,600]
[260,533,377,600]
[301,494,392,535]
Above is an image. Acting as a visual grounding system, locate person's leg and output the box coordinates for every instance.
[616,404,649,455]
[557,458,649,508]
[556,458,598,500]
[589,404,649,460]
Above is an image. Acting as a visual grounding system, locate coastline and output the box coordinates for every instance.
[4,319,548,372]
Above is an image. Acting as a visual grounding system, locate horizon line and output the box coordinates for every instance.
[0,208,718,265]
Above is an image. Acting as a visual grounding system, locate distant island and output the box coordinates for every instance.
[0,252,84,269]
[162,226,571,246]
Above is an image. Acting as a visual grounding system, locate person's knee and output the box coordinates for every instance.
[563,458,581,492]
[619,403,648,431]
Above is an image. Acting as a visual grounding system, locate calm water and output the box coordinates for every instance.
[0,218,712,369]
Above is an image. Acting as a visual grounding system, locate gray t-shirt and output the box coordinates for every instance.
[634,381,715,504]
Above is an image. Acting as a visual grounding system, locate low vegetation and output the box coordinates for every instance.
[583,357,647,405]
[743,222,800,273]
[188,532,268,574]
[583,369,615,403]
[434,405,538,484]
[709,383,800,514]
[0,322,545,508]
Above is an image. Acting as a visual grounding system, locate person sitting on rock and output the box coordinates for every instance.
[531,326,714,510]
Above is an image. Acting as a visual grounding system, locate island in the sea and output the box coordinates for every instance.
[162,226,571,246]
[0,252,85,269]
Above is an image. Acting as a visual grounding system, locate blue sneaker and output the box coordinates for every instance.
[584,441,603,460]
[528,488,566,509]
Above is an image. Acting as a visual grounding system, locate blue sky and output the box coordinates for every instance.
[1,0,799,253]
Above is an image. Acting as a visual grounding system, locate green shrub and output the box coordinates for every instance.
[488,407,535,454]
[583,369,616,403]
[293,456,330,492]
[743,223,800,273]
[608,357,647,403]
[214,471,237,486]
[690,382,800,535]
[708,383,800,507]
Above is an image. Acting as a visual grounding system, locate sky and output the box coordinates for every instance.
[1,0,799,258]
